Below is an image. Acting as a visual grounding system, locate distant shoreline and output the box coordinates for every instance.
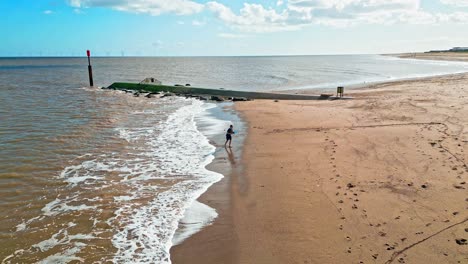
[384,52,468,62]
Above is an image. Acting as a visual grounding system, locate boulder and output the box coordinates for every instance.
[162,93,175,98]
[145,92,159,98]
[232,97,248,102]
[210,96,225,102]
[319,94,332,100]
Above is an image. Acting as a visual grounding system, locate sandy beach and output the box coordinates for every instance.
[172,59,468,264]
[391,52,468,62]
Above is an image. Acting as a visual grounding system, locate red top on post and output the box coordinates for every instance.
[87,50,91,57]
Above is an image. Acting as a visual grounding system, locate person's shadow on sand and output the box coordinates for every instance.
[225,146,236,165]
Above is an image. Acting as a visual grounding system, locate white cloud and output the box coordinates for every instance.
[207,0,468,32]
[218,33,247,38]
[287,0,420,11]
[287,0,422,23]
[437,11,468,22]
[65,0,468,32]
[43,10,54,15]
[192,19,206,26]
[68,0,203,16]
[207,2,302,32]
[440,0,468,6]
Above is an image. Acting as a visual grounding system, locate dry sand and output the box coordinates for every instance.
[172,61,468,264]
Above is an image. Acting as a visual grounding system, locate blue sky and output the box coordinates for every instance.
[1,0,468,56]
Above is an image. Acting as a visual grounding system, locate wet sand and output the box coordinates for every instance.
[171,104,245,264]
[172,68,468,263]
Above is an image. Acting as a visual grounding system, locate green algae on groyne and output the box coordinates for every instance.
[107,82,346,100]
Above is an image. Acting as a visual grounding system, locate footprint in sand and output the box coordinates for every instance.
[385,244,395,250]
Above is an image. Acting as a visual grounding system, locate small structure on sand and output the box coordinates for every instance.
[337,86,344,98]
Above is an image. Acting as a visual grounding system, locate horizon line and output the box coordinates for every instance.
[0,53,406,59]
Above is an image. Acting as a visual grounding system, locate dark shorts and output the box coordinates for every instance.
[226,134,232,140]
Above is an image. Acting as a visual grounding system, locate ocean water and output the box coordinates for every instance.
[1,55,468,263]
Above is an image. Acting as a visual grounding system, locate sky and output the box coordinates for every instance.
[1,0,468,56]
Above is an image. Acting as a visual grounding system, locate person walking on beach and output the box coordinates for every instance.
[225,125,235,148]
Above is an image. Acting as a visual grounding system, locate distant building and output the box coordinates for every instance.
[449,47,468,51]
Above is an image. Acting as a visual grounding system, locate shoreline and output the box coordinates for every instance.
[171,66,468,262]
[284,71,468,96]
[386,52,468,62]
[170,102,246,263]
[284,54,468,96]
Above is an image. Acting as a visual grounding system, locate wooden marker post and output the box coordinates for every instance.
[87,50,94,87]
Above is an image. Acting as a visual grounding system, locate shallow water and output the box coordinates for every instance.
[1,55,467,263]
[2,55,468,91]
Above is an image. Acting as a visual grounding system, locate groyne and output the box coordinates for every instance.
[107,82,350,100]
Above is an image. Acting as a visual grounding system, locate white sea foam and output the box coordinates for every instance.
[34,232,95,264]
[172,200,218,246]
[42,198,97,216]
[111,99,224,263]
[15,223,26,232]
[36,248,84,264]
[195,102,232,137]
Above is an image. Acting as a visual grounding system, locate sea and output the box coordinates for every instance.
[1,55,468,263]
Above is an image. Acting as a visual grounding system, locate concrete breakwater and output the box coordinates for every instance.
[107,82,348,101]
